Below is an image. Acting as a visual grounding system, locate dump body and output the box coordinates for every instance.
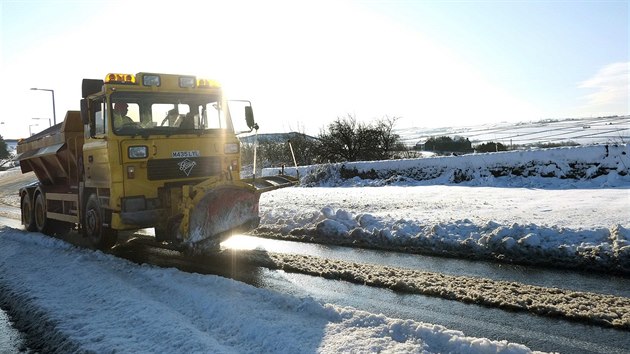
[17,112,84,227]
[16,72,297,250]
[17,111,83,188]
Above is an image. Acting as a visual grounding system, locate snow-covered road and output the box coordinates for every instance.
[0,228,540,353]
[248,251,630,330]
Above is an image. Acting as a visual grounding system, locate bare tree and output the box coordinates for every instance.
[318,114,362,162]
[317,114,405,162]
[374,116,402,157]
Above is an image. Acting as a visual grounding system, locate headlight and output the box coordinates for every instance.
[128,145,148,159]
[142,74,161,87]
[224,143,239,154]
[179,76,196,88]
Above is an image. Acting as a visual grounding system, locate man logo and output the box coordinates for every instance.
[178,158,196,176]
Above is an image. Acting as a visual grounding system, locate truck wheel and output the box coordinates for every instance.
[34,193,50,234]
[84,194,117,250]
[21,194,36,231]
[155,216,180,243]
[154,226,168,242]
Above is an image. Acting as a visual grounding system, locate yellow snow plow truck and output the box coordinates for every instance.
[16,72,297,251]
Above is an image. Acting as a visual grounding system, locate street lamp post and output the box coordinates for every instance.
[30,88,56,125]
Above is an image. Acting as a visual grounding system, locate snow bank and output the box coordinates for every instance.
[257,206,630,274]
[0,227,538,353]
[247,252,630,330]
[258,145,630,273]
[264,144,629,188]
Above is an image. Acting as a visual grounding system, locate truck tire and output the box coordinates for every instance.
[154,226,168,242]
[21,194,36,231]
[34,192,50,234]
[154,216,181,243]
[84,194,117,250]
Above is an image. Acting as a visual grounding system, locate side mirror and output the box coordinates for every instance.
[81,99,96,137]
[245,106,258,131]
[82,79,104,99]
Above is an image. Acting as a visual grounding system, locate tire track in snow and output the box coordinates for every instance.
[243,250,630,330]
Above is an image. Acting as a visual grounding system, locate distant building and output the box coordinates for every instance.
[413,139,427,151]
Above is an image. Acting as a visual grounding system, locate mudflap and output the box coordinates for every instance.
[182,185,261,253]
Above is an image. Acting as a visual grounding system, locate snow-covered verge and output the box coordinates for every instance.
[271,144,629,187]
[259,144,630,273]
[0,227,538,353]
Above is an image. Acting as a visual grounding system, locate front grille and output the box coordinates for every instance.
[147,156,221,181]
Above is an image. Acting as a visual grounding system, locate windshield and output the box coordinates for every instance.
[110,92,232,136]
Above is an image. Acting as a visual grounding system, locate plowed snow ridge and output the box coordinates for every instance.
[245,251,630,330]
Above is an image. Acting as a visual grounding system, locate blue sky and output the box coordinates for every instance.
[1,0,628,138]
[368,1,628,115]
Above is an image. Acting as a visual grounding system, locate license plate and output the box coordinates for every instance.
[172,150,200,158]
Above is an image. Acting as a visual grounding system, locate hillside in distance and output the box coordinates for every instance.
[396,115,629,148]
[240,116,628,149]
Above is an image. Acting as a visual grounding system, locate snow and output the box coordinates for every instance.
[0,143,628,352]
[259,144,630,273]
[251,252,630,330]
[0,228,536,353]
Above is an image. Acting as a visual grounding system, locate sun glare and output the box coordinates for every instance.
[221,235,264,251]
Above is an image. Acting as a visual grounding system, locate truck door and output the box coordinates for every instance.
[83,97,113,189]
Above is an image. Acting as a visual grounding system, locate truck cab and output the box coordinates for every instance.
[80,73,246,244]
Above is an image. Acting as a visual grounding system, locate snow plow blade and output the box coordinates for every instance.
[239,174,299,193]
[178,174,298,252]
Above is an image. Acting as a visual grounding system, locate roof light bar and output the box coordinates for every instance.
[197,78,221,88]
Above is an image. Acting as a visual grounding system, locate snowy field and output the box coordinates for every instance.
[259,144,630,273]
[395,115,629,147]
[0,143,628,352]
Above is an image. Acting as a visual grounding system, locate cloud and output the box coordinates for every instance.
[578,62,629,113]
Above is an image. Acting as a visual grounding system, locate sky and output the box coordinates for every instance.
[0,0,628,138]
